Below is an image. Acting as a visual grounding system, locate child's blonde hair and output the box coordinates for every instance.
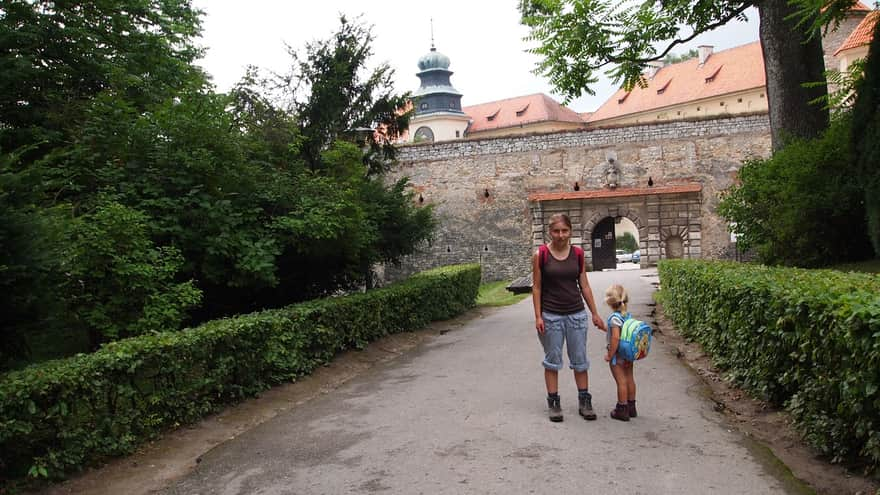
[604,284,629,313]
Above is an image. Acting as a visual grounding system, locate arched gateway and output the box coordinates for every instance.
[529,183,703,269]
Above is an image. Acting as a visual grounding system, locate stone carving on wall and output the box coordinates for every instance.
[604,157,620,189]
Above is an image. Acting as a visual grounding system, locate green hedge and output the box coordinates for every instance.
[0,264,480,482]
[658,260,880,470]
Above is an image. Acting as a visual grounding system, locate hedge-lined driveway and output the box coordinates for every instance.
[156,268,801,495]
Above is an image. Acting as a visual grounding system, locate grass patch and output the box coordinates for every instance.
[477,281,530,307]
[828,258,880,274]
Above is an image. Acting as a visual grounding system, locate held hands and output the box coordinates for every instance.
[592,314,607,331]
[604,353,613,362]
[535,317,545,335]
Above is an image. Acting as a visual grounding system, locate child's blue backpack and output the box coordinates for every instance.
[608,311,653,362]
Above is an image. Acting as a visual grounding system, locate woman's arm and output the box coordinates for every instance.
[532,251,545,334]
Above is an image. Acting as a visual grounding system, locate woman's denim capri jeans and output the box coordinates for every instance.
[538,309,590,372]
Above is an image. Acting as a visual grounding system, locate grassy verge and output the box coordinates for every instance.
[476,281,530,307]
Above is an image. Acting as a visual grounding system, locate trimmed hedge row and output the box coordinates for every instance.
[0,264,481,482]
[657,260,880,470]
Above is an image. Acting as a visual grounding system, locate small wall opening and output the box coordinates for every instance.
[665,237,684,259]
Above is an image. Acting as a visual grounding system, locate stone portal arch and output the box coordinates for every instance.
[582,208,645,268]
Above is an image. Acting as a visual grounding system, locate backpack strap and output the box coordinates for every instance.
[573,245,584,273]
[539,245,584,273]
[538,244,549,271]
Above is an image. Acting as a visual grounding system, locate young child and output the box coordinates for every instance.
[604,284,637,421]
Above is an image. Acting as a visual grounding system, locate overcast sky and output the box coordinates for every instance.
[191,1,760,113]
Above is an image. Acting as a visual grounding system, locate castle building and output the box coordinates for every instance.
[406,44,469,143]
[404,3,874,141]
[835,9,879,73]
[389,9,876,281]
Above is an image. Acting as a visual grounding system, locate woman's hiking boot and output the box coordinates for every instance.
[578,395,597,420]
[610,403,630,421]
[547,396,563,422]
[627,400,637,418]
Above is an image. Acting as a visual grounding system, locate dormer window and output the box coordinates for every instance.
[705,65,723,83]
[617,92,630,104]
[486,109,500,122]
[420,102,428,110]
[515,104,530,117]
[656,79,671,95]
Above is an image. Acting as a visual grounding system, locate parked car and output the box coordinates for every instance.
[615,249,632,263]
[631,250,641,264]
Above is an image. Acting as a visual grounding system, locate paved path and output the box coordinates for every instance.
[158,268,802,495]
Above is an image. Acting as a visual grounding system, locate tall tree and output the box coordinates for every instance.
[0,0,207,366]
[268,16,434,289]
[851,15,880,256]
[277,15,412,175]
[519,0,834,150]
[0,0,205,153]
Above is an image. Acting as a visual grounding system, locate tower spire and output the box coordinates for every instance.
[430,18,435,50]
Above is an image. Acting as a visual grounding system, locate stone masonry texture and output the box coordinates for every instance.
[384,114,772,282]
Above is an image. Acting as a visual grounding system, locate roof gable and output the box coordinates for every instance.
[588,42,766,123]
[462,93,585,133]
[836,10,879,55]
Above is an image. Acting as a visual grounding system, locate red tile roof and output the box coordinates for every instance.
[836,10,879,55]
[848,1,873,11]
[528,183,702,202]
[587,42,766,123]
[462,93,585,134]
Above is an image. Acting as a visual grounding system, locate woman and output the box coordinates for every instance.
[532,213,606,422]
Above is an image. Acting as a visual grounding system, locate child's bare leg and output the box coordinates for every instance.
[624,362,636,401]
[544,369,559,394]
[609,362,628,404]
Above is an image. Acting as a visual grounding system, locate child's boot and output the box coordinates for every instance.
[547,394,563,422]
[610,402,630,421]
[578,391,597,420]
[627,400,637,418]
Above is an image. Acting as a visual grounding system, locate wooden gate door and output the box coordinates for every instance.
[591,217,616,270]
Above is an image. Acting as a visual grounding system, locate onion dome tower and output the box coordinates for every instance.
[408,38,469,143]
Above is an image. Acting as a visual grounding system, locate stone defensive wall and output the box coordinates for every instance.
[384,114,772,283]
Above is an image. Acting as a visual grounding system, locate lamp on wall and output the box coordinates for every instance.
[574,181,580,191]
[484,188,490,198]
[418,193,424,204]
[648,176,654,187]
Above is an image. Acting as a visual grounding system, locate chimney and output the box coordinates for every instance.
[698,45,713,65]
[646,60,665,79]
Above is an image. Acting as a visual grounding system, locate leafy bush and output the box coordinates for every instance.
[61,200,202,347]
[658,260,880,471]
[718,118,873,267]
[0,264,479,484]
[1,10,435,369]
